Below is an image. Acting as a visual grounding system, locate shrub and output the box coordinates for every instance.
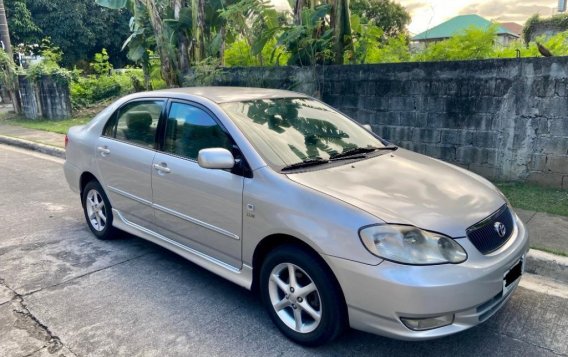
[225,38,289,67]
[70,70,144,108]
[26,47,73,85]
[90,48,114,76]
[413,25,498,62]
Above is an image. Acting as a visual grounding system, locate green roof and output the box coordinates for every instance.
[412,14,518,41]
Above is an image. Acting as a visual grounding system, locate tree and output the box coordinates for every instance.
[8,0,131,67]
[287,0,353,65]
[191,0,205,61]
[277,4,334,66]
[331,0,353,64]
[350,0,409,39]
[4,0,41,45]
[220,0,281,66]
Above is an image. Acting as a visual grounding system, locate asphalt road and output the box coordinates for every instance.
[1,144,567,357]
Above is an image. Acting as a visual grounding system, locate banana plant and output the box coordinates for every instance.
[220,0,281,66]
[276,4,334,66]
[96,0,190,86]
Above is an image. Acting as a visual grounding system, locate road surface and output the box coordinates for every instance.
[0,144,567,356]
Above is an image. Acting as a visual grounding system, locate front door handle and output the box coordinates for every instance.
[153,163,171,174]
[97,146,110,156]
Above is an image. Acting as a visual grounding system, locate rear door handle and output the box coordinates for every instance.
[97,146,110,156]
[153,163,171,174]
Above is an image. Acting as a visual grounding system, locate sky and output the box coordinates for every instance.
[270,0,563,35]
[395,0,562,35]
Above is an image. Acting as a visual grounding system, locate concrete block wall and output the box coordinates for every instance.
[18,76,72,120]
[203,57,568,188]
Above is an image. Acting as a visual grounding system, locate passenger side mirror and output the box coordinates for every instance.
[362,124,373,132]
[197,148,235,169]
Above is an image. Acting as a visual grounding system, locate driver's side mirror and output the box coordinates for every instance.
[362,124,373,132]
[197,148,235,169]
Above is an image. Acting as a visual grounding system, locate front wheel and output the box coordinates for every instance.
[81,180,117,240]
[259,245,347,346]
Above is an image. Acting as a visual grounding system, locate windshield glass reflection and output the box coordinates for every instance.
[221,98,384,166]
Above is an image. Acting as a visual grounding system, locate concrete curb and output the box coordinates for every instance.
[0,135,65,159]
[0,136,566,284]
[525,249,568,285]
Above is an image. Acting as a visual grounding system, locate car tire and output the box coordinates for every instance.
[259,245,347,346]
[82,180,117,240]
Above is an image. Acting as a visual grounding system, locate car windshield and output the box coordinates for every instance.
[221,97,385,168]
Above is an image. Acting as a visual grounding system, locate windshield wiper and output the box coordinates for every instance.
[281,157,330,171]
[330,145,398,161]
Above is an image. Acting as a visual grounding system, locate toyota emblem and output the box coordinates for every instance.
[494,222,507,238]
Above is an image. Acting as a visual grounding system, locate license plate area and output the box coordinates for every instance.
[503,256,524,295]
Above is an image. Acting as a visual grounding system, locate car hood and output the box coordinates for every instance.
[286,149,505,238]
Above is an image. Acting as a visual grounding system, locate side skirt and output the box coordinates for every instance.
[112,208,253,290]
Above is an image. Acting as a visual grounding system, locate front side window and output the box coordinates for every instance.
[163,102,232,160]
[104,100,164,148]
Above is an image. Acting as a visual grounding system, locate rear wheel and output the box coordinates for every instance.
[82,180,117,240]
[259,245,347,346]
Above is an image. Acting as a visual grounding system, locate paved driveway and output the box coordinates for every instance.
[1,144,567,357]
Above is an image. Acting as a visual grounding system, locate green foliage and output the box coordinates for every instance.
[350,0,410,39]
[534,30,568,55]
[277,5,334,66]
[183,57,224,86]
[0,49,18,90]
[523,14,568,44]
[4,0,42,44]
[70,70,143,108]
[348,14,384,63]
[414,26,498,61]
[90,48,114,75]
[26,45,73,84]
[494,31,568,58]
[13,0,131,67]
[224,38,289,67]
[366,35,410,63]
[41,49,63,64]
[220,0,282,65]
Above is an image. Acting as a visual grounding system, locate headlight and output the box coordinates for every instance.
[359,225,467,265]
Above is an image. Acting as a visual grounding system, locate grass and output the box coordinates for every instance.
[496,181,568,217]
[0,101,109,134]
[530,245,568,257]
[1,116,92,134]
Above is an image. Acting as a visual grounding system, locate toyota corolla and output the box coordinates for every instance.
[64,87,529,346]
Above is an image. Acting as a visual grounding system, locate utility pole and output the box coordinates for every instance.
[0,0,12,57]
[0,0,21,113]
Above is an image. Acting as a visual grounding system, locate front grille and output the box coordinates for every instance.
[467,205,514,254]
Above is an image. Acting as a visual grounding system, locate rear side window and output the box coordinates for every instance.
[103,100,164,148]
[163,102,233,160]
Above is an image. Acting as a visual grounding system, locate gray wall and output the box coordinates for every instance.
[529,23,566,41]
[208,57,568,188]
[18,76,72,120]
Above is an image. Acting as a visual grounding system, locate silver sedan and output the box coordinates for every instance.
[64,87,529,346]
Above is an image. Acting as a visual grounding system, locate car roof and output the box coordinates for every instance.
[147,86,309,104]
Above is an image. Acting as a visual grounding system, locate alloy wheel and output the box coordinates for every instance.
[268,262,322,334]
[85,189,107,232]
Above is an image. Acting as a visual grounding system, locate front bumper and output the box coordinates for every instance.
[325,214,529,340]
